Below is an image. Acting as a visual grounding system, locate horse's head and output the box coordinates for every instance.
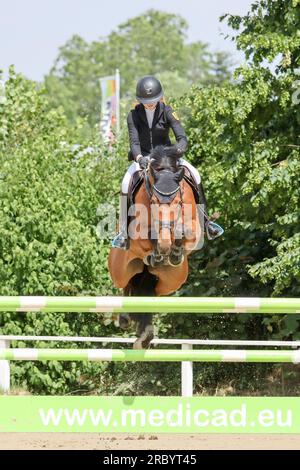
[147,145,184,257]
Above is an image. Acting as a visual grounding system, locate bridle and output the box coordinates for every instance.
[143,166,185,267]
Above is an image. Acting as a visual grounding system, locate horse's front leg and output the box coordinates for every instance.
[108,249,144,288]
[149,258,189,296]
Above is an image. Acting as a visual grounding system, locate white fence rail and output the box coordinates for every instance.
[1,336,300,397]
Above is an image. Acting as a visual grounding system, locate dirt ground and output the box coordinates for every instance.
[1,433,300,450]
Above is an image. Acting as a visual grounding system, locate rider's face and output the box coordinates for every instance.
[143,102,158,110]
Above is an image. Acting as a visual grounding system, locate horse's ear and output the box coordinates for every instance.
[175,167,184,182]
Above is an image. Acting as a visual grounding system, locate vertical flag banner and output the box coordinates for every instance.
[100,70,120,142]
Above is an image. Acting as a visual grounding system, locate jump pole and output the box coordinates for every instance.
[0,296,298,313]
[0,348,300,363]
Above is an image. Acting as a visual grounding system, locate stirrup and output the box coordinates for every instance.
[111,232,129,250]
[206,221,224,241]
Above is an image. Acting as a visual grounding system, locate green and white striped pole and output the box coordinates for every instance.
[0,296,298,313]
[0,348,300,363]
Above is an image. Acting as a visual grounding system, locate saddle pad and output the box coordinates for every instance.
[181,166,200,204]
[128,170,144,206]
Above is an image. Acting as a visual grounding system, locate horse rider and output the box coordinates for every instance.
[112,75,224,250]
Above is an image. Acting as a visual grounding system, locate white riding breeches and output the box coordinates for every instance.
[121,158,201,194]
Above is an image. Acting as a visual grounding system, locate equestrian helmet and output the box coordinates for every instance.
[136,76,163,104]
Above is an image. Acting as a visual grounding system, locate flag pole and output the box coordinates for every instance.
[115,69,120,136]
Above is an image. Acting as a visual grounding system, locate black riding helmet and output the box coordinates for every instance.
[136,76,163,104]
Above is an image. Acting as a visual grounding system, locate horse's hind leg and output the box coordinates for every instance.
[126,268,157,349]
[131,313,154,349]
[119,283,134,330]
[116,259,145,331]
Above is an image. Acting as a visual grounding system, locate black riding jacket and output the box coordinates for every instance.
[127,102,188,161]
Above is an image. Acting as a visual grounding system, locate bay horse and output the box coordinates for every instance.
[108,145,203,348]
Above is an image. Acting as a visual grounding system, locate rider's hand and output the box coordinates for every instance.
[137,155,150,169]
[175,143,184,155]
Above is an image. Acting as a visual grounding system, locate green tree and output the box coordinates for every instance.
[45,10,232,129]
[44,35,106,128]
[0,67,128,393]
[104,9,188,92]
[210,51,235,84]
[178,0,300,344]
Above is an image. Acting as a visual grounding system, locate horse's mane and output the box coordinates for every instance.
[150,145,180,172]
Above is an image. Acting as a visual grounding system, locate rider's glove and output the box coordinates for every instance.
[175,143,184,155]
[136,155,150,169]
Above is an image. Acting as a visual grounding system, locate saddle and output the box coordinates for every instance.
[128,166,200,208]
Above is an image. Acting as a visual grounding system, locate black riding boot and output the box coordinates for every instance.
[198,182,224,240]
[111,193,129,250]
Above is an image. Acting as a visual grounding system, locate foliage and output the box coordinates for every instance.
[44,35,106,129]
[44,9,233,128]
[0,67,128,393]
[178,0,300,343]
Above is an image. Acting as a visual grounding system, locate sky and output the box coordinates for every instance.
[0,0,255,81]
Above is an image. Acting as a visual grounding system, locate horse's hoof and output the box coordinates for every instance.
[119,313,132,330]
[168,254,184,267]
[133,325,154,349]
[133,338,143,349]
[143,255,150,266]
